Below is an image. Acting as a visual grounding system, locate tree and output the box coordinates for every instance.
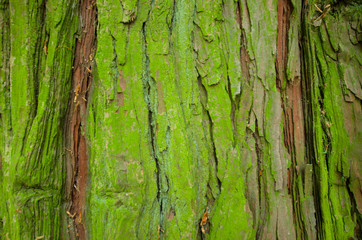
[0,0,361,239]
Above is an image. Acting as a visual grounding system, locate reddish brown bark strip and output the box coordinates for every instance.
[66,0,97,239]
[276,0,311,238]
[276,0,292,89]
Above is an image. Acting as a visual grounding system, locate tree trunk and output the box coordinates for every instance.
[0,0,361,239]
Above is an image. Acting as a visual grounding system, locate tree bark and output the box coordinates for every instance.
[0,0,361,239]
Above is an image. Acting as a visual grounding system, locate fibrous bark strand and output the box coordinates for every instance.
[65,0,97,239]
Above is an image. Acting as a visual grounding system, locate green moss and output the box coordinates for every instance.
[87,1,158,239]
[0,0,78,238]
[301,2,361,238]
[0,0,360,239]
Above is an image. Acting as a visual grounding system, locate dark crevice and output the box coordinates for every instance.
[208,111,222,193]
[229,93,240,148]
[236,0,252,129]
[239,0,251,33]
[32,0,47,119]
[300,3,314,166]
[221,24,233,117]
[167,0,176,33]
[314,46,331,172]
[225,70,239,147]
[236,0,251,82]
[196,74,221,237]
[346,178,362,239]
[192,2,227,236]
[110,33,120,100]
[141,2,169,237]
[275,0,293,90]
[253,118,267,240]
[300,1,323,239]
[20,0,48,159]
[0,0,12,136]
[197,75,222,195]
[141,14,161,212]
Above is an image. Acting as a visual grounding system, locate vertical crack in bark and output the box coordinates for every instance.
[237,0,261,232]
[276,0,292,90]
[227,78,239,148]
[196,74,221,237]
[0,3,11,235]
[192,1,222,212]
[31,0,47,119]
[167,0,176,34]
[314,49,331,171]
[110,34,120,99]
[300,1,322,238]
[300,3,314,166]
[207,110,222,197]
[234,0,252,147]
[141,1,170,235]
[236,0,251,85]
[0,0,11,133]
[18,0,48,159]
[253,119,268,240]
[65,0,97,239]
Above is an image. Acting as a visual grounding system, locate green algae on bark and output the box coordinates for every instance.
[0,0,78,239]
[301,0,362,239]
[0,0,361,239]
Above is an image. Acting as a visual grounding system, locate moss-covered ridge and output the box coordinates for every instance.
[0,0,78,239]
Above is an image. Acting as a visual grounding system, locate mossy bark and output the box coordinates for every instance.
[0,0,361,239]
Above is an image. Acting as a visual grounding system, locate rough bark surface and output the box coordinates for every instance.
[0,0,79,239]
[0,0,361,239]
[64,0,96,239]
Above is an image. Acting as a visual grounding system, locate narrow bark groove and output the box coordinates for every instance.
[142,17,163,222]
[276,0,303,237]
[236,0,250,84]
[300,4,328,240]
[276,0,309,238]
[31,0,46,119]
[253,120,267,240]
[197,74,222,196]
[0,0,11,132]
[65,0,97,239]
[141,2,172,235]
[276,0,293,89]
[0,1,10,235]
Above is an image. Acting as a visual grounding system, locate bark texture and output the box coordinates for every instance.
[1,0,79,239]
[0,0,361,239]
